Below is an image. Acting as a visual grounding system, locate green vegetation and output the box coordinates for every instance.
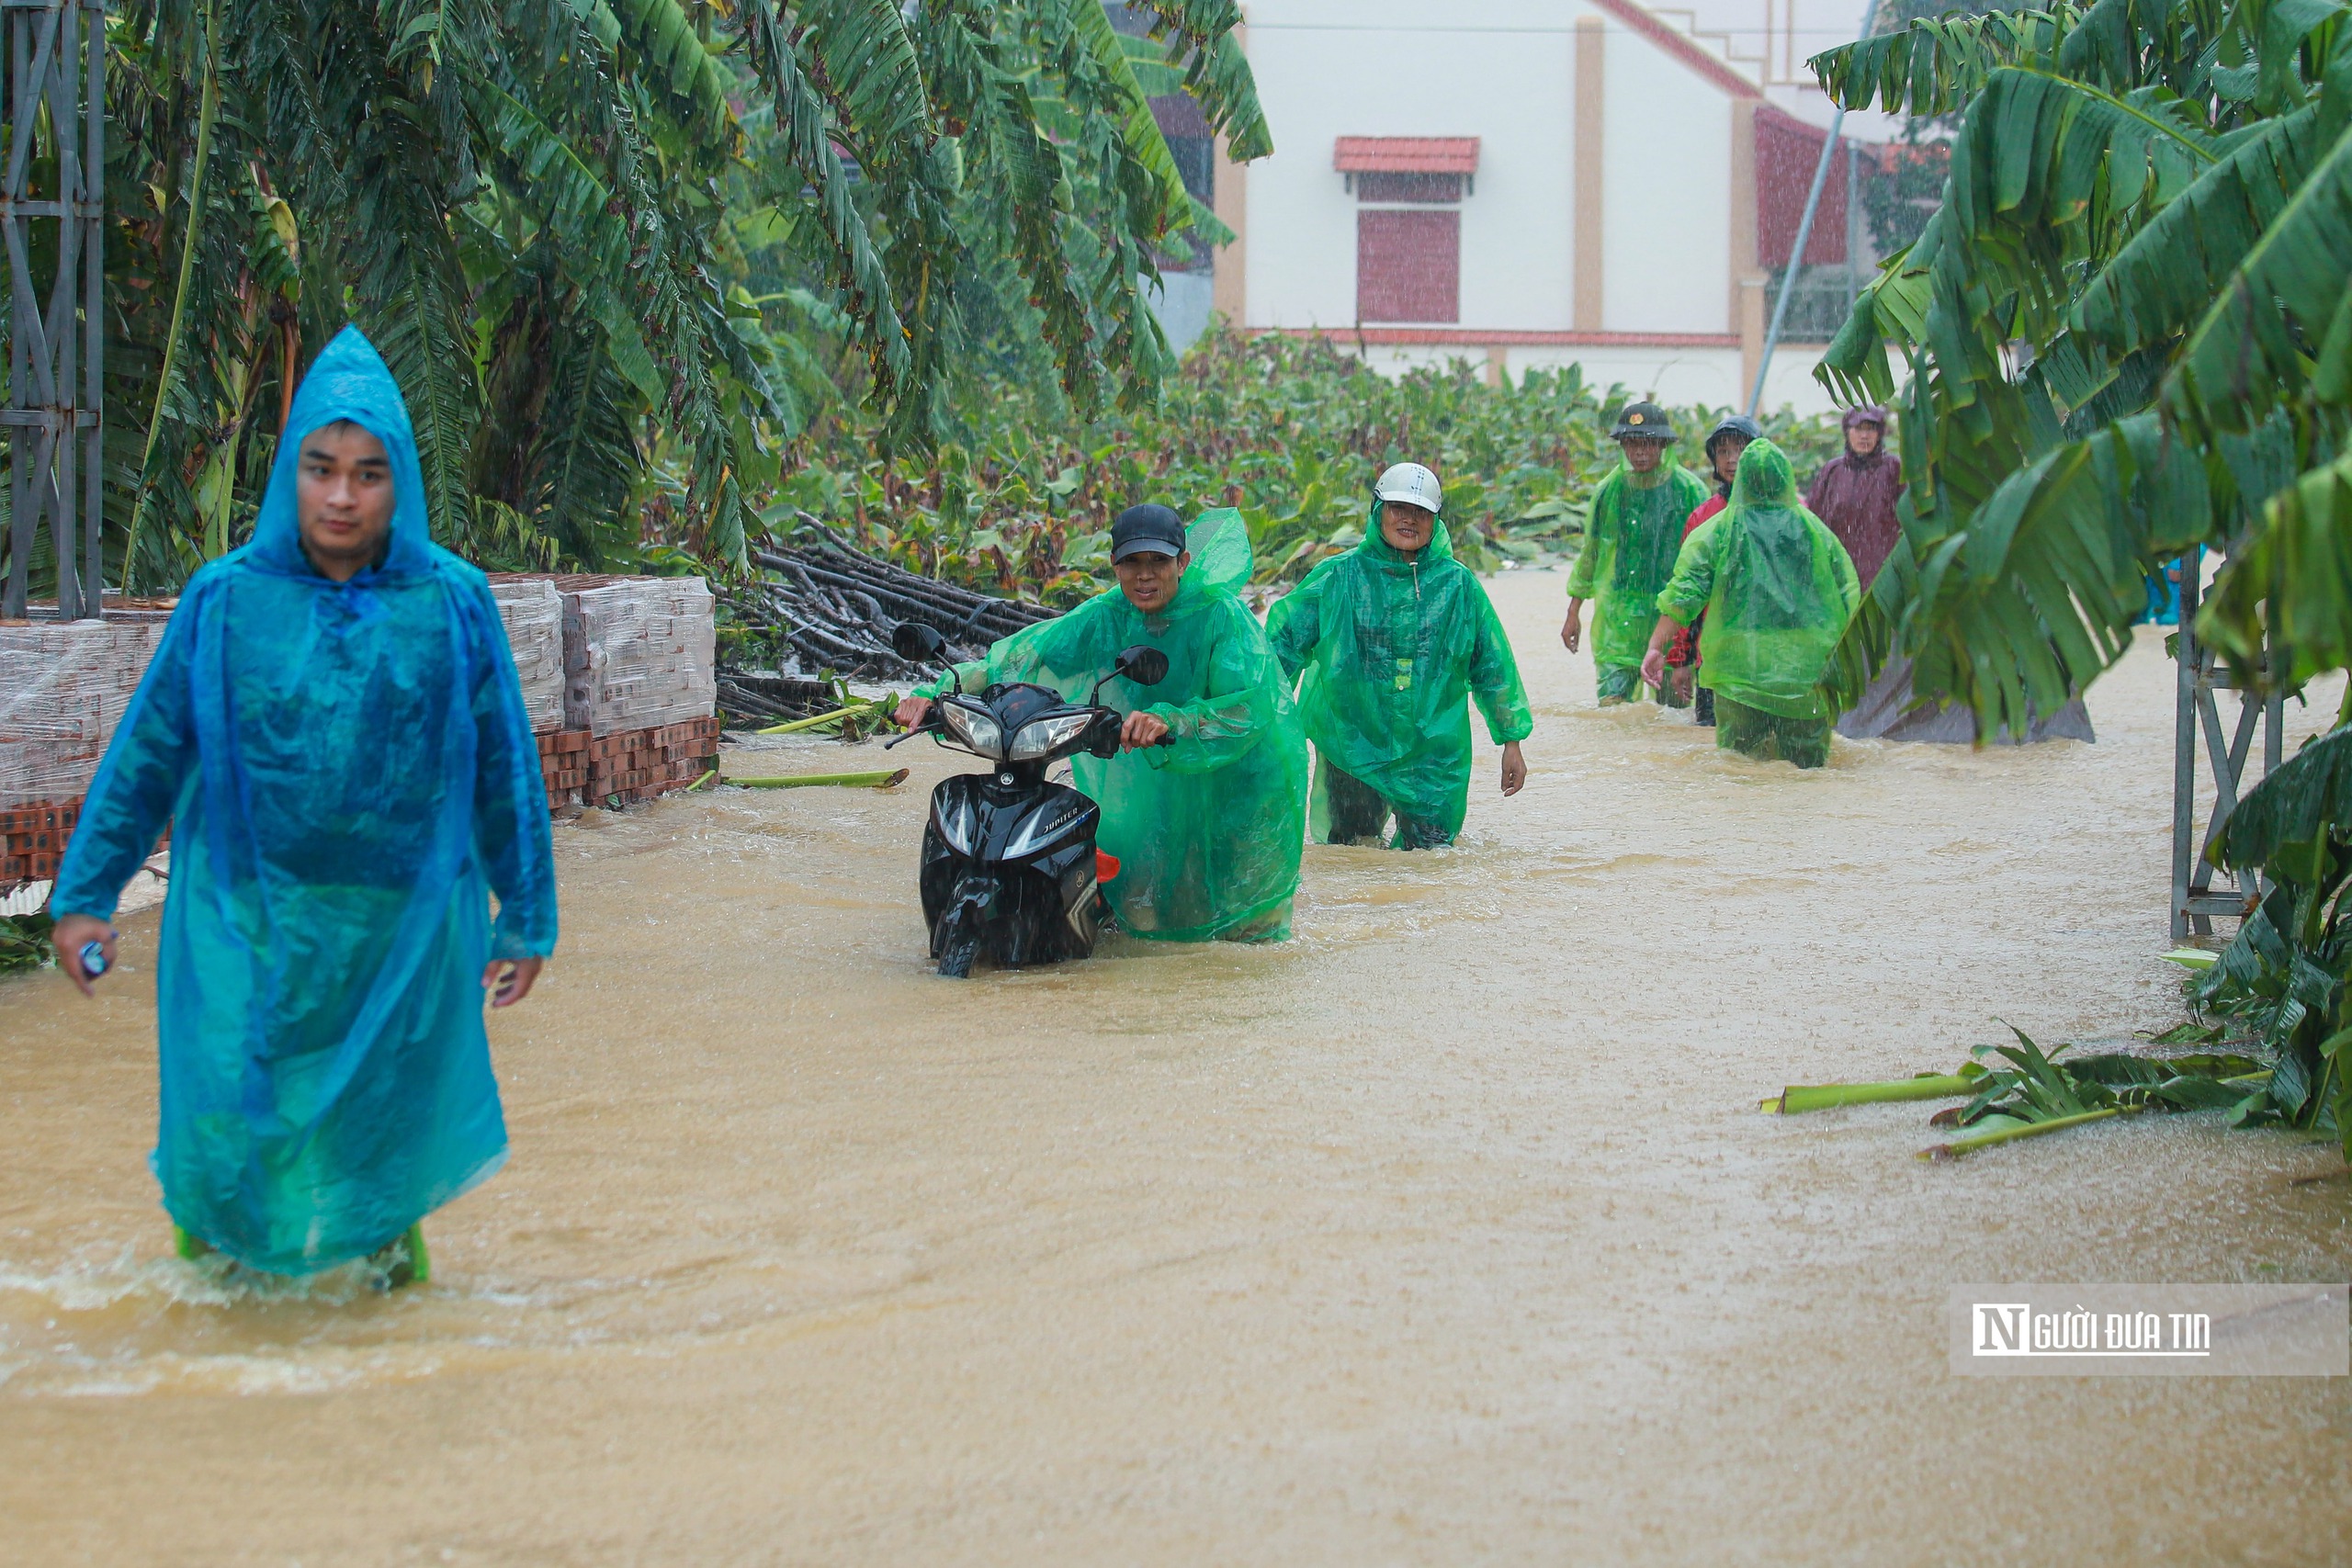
[1766,1027,2268,1160]
[40,6,1842,606]
[1809,0,2352,730]
[2196,723,2352,1145]
[26,1,1264,596]
[766,327,1847,605]
[1,911,55,976]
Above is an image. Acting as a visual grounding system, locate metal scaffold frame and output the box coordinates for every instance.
[2172,546,2285,941]
[0,0,104,621]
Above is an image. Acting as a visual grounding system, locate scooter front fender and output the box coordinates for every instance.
[928,772,1101,866]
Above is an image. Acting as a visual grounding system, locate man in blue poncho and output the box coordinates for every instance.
[49,327,559,1286]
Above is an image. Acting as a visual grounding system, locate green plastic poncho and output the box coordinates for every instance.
[51,327,558,1275]
[1566,457,1711,679]
[920,509,1306,941]
[1655,439,1861,722]
[1266,507,1532,844]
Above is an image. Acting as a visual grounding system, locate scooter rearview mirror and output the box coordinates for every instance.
[1114,645,1170,687]
[893,621,948,664]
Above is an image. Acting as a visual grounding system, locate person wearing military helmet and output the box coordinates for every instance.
[1561,400,1711,705]
[1268,462,1532,849]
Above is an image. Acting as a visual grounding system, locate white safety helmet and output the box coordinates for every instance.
[1373,462,1442,515]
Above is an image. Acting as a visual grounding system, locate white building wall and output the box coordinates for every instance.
[1240,0,1578,331]
[1598,46,1733,335]
[1241,0,1750,338]
[1227,0,1848,415]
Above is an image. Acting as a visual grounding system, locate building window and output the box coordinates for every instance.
[1357,209,1460,323]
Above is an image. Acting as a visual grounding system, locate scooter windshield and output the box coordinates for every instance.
[987,683,1066,729]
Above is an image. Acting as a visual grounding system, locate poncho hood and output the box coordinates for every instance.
[1841,404,1892,458]
[247,325,438,580]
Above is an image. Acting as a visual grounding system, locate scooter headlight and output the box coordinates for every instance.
[1009,710,1094,761]
[937,699,1004,759]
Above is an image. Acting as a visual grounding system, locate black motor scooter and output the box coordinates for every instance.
[887,622,1170,977]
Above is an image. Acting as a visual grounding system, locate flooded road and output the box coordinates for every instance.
[4,568,2348,1564]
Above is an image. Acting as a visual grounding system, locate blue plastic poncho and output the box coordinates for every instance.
[51,327,558,1274]
[919,510,1307,941]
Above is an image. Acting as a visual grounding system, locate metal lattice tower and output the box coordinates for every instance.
[2172,546,2285,941]
[0,0,103,620]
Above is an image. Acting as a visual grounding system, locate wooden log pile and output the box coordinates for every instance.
[713,671,856,728]
[717,534,1059,719]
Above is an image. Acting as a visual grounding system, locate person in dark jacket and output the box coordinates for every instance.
[1804,407,1903,588]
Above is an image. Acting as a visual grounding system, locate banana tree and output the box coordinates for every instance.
[1807,0,2352,732]
[2199,721,2352,1148]
[80,0,1268,593]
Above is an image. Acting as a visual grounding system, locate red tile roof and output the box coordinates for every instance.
[1333,136,1481,175]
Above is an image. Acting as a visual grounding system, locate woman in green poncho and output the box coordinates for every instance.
[1639,439,1860,769]
[1561,401,1711,705]
[893,506,1307,942]
[1267,463,1531,848]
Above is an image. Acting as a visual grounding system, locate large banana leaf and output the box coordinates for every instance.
[65,0,1269,592]
[1803,1,2352,728]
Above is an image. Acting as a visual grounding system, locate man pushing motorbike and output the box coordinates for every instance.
[893,504,1307,942]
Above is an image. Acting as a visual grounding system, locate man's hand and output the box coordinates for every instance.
[1120,711,1171,750]
[52,914,116,998]
[482,957,544,1010]
[892,695,933,730]
[1499,741,1526,797]
[1669,667,1694,705]
[1560,600,1583,653]
[1639,647,1668,691]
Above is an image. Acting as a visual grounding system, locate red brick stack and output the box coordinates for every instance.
[1,800,77,884]
[579,716,721,807]
[533,716,718,811]
[535,728,591,811]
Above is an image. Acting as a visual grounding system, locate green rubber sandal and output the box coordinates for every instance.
[371,1223,430,1290]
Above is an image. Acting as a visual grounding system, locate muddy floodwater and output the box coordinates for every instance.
[5,569,2349,1564]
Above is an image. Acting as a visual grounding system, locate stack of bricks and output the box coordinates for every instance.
[1,799,78,885]
[3,578,719,895]
[535,728,590,811]
[577,716,720,808]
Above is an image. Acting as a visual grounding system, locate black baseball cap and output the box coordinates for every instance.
[1110,503,1188,563]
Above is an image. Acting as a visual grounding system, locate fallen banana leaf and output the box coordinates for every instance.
[728,768,910,790]
[1761,1069,1984,1115]
[685,768,718,792]
[2159,948,2218,970]
[1920,1104,2138,1161]
[756,702,883,737]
